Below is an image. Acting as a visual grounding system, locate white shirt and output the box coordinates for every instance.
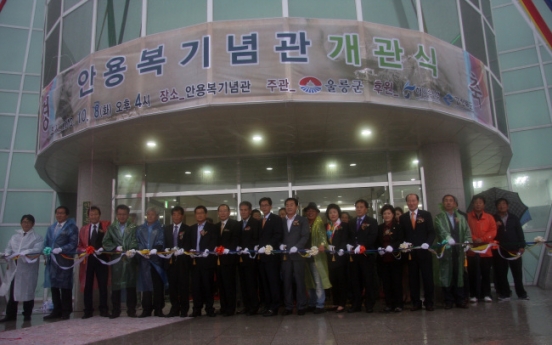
[286,215,296,232]
[196,222,205,251]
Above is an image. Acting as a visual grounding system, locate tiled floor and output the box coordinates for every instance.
[1,286,551,344]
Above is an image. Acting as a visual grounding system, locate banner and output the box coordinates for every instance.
[38,18,492,153]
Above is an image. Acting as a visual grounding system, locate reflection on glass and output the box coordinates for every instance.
[511,169,552,230]
[484,23,499,78]
[114,198,142,226]
[240,156,288,188]
[421,0,461,48]
[389,151,420,181]
[117,165,144,195]
[492,78,508,137]
[46,0,62,34]
[43,25,60,88]
[95,0,142,51]
[392,185,423,212]
[147,0,207,35]
[361,0,418,30]
[240,191,289,215]
[460,0,486,64]
[213,0,281,20]
[61,1,92,71]
[288,0,356,20]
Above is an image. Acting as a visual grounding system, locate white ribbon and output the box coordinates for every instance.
[93,253,125,266]
[49,253,86,270]
[469,243,495,255]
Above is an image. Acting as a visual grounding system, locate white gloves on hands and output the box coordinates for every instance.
[126,249,136,258]
[258,247,266,254]
[202,249,209,257]
[354,245,361,254]
[421,243,429,250]
[289,246,298,254]
[463,241,470,252]
[95,247,104,255]
[243,248,250,254]
[174,249,184,256]
[149,249,157,255]
[337,249,344,256]
[346,244,354,252]
[279,244,287,251]
[116,246,123,252]
[385,245,393,253]
[328,245,335,252]
[378,247,385,256]
[254,245,259,251]
[448,238,456,245]
[52,248,62,254]
[223,249,229,254]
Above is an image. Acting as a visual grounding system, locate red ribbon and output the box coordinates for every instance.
[359,245,366,254]
[85,246,95,255]
[215,246,225,255]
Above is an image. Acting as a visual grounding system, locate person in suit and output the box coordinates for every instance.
[237,201,261,315]
[399,193,436,311]
[347,199,379,313]
[78,206,111,319]
[102,204,138,318]
[186,205,218,317]
[324,204,349,313]
[377,204,405,312]
[136,207,166,317]
[493,198,528,301]
[163,206,191,317]
[215,204,240,316]
[43,206,79,320]
[281,197,309,316]
[257,197,283,317]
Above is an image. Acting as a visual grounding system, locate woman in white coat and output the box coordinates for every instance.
[0,215,43,322]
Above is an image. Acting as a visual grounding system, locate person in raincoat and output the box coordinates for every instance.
[434,195,471,309]
[102,204,139,318]
[43,206,79,320]
[0,215,43,322]
[303,202,331,314]
[136,207,166,317]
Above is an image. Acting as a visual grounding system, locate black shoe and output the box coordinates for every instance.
[347,307,361,313]
[335,307,345,313]
[189,310,201,318]
[100,311,110,317]
[263,310,277,317]
[380,307,393,313]
[314,308,325,314]
[365,308,374,313]
[410,305,422,311]
[207,311,216,317]
[224,312,235,317]
[394,307,403,313]
[43,312,62,320]
[138,311,151,318]
[127,312,137,318]
[236,309,248,314]
[456,302,469,309]
[444,303,453,310]
[259,308,269,315]
[166,310,179,317]
[305,306,316,313]
[109,313,120,319]
[281,309,293,316]
[61,314,71,320]
[246,309,258,316]
[81,313,93,319]
[154,310,166,317]
[0,316,16,322]
[297,309,306,316]
[23,315,31,321]
[425,305,435,311]
[180,310,189,317]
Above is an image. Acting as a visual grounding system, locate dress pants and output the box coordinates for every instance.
[349,254,377,310]
[468,255,492,299]
[239,261,259,313]
[83,255,109,314]
[111,288,137,316]
[281,259,307,311]
[6,280,34,318]
[191,265,215,314]
[328,259,347,307]
[51,287,73,317]
[167,259,190,315]
[258,257,281,312]
[141,266,165,313]
[493,249,527,298]
[217,263,237,314]
[378,260,403,309]
[408,250,434,307]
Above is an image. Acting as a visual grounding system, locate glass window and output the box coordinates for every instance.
[288,0,356,20]
[14,116,38,151]
[43,24,60,88]
[389,151,420,182]
[147,0,207,35]
[0,92,19,114]
[8,153,51,189]
[505,90,550,129]
[0,0,33,26]
[240,156,288,188]
[510,127,552,169]
[0,115,15,148]
[541,46,552,63]
[240,191,289,215]
[471,175,508,196]
[481,0,493,27]
[493,5,534,52]
[95,0,142,51]
[64,0,82,11]
[0,27,29,73]
[492,78,508,136]
[468,0,480,8]
[0,152,9,185]
[291,152,388,186]
[19,93,39,115]
[421,0,462,48]
[213,0,281,21]
[34,0,46,29]
[485,23,500,79]
[361,0,418,30]
[503,66,543,93]
[0,74,22,90]
[46,0,61,33]
[498,47,539,70]
[543,63,552,87]
[23,76,41,92]
[511,169,552,231]
[392,184,424,211]
[117,165,144,195]
[26,31,44,75]
[461,1,487,64]
[60,1,92,71]
[3,191,55,224]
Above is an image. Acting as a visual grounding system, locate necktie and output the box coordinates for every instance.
[243,221,247,230]
[91,225,98,245]
[173,225,178,246]
[262,217,267,228]
[411,212,416,229]
[356,218,362,231]
[220,222,225,235]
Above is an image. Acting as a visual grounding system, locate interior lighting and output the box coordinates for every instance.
[124,174,132,178]
[473,180,483,188]
[514,176,528,186]
[328,163,336,168]
[252,135,263,142]
[204,170,212,174]
[146,141,156,148]
[266,167,273,171]
[185,171,191,175]
[350,163,357,167]
[413,159,419,164]
[361,129,372,136]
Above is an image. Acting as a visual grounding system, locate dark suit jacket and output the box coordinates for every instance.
[348,215,379,249]
[164,223,191,270]
[238,217,260,266]
[494,212,526,251]
[258,213,283,262]
[185,222,218,269]
[216,218,240,265]
[282,215,309,261]
[327,221,350,267]
[399,209,435,246]
[377,222,404,262]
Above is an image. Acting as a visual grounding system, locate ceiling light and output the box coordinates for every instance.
[173,199,176,202]
[361,129,372,136]
[413,159,419,164]
[411,178,415,181]
[350,163,356,167]
[473,180,483,188]
[204,170,211,174]
[146,141,156,148]
[252,135,263,142]
[328,163,336,168]
[185,171,191,175]
[124,174,132,178]
[338,196,342,198]
[266,167,273,171]
[514,176,528,185]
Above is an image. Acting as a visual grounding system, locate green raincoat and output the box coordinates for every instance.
[434,209,472,288]
[102,221,138,290]
[305,216,331,290]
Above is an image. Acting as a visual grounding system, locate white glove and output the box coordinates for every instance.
[95,248,104,255]
[279,244,287,251]
[174,248,183,256]
[254,245,259,251]
[385,245,393,253]
[116,246,123,252]
[346,244,354,252]
[243,248,250,254]
[421,243,429,250]
[165,248,171,252]
[328,245,335,252]
[202,249,209,257]
[258,247,266,254]
[236,246,242,252]
[354,245,361,254]
[126,249,136,258]
[52,248,62,254]
[289,246,298,253]
[337,249,344,256]
[223,249,229,254]
[448,238,456,245]
[463,241,470,252]
[149,249,157,255]
[378,247,385,256]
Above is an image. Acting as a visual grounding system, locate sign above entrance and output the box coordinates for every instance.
[38,17,492,153]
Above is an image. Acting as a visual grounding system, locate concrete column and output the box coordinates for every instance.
[419,143,466,215]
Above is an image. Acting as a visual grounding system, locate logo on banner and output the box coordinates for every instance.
[299,76,322,94]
